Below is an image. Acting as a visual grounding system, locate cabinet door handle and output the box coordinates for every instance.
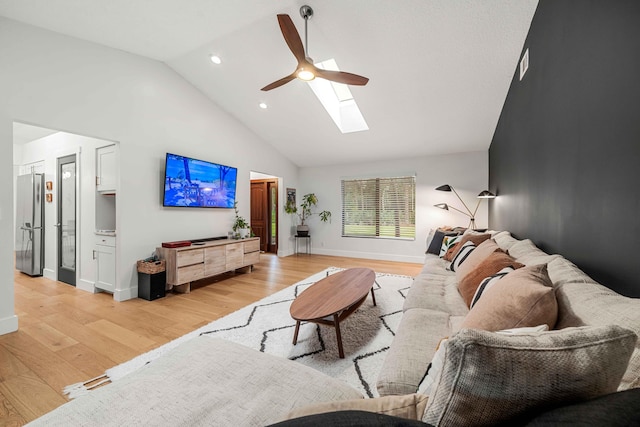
[93,250,96,260]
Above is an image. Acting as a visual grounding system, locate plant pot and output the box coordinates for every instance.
[296,225,309,237]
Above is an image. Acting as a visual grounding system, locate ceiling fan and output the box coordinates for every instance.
[261,5,369,91]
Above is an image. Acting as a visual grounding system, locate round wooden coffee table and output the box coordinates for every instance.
[289,268,377,358]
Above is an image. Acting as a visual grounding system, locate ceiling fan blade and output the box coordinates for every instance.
[277,14,307,63]
[261,73,297,91]
[313,68,369,86]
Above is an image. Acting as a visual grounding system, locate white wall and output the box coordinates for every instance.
[295,151,489,263]
[0,18,299,333]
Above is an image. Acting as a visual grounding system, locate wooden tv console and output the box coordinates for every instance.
[157,237,260,293]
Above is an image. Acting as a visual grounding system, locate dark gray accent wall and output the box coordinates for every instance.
[489,0,640,297]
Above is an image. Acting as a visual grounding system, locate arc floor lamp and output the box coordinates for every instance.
[434,184,496,229]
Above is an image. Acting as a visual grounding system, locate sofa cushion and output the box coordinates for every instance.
[454,238,500,282]
[377,309,453,396]
[460,264,558,331]
[508,238,562,266]
[283,394,429,421]
[546,255,597,288]
[422,326,638,427]
[444,233,491,261]
[457,248,524,308]
[404,256,468,316]
[553,278,640,390]
[491,230,518,251]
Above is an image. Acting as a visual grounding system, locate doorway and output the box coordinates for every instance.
[250,178,278,254]
[57,154,76,286]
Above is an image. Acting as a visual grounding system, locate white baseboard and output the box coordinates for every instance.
[77,279,98,293]
[43,268,56,281]
[114,287,137,302]
[278,248,294,257]
[0,314,18,335]
[310,248,424,264]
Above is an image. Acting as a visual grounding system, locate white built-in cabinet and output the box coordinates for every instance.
[95,144,117,293]
[95,234,116,292]
[96,144,117,193]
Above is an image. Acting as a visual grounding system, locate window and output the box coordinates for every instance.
[341,176,416,239]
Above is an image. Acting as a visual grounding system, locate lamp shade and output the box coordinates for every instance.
[434,203,449,210]
[435,184,453,192]
[477,190,496,199]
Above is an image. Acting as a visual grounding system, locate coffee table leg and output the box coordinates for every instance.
[292,321,301,345]
[371,288,377,306]
[334,314,344,358]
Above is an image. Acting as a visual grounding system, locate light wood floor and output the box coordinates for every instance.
[0,254,421,426]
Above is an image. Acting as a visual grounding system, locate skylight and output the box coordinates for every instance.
[307,59,369,134]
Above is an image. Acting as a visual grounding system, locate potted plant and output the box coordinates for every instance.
[284,193,331,236]
[232,201,251,238]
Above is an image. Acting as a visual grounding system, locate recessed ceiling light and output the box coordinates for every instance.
[210,55,222,65]
[259,102,268,109]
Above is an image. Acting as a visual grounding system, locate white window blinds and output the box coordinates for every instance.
[341,176,416,239]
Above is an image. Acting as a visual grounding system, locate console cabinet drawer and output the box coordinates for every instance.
[177,249,204,267]
[205,246,226,276]
[225,244,243,270]
[244,239,260,254]
[244,251,260,266]
[176,264,204,284]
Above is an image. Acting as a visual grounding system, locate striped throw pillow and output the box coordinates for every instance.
[469,266,514,308]
[449,241,476,272]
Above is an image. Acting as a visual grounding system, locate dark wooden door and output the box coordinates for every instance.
[250,179,278,253]
[251,181,267,252]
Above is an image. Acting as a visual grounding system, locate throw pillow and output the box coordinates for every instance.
[439,235,462,258]
[449,241,476,272]
[426,230,458,255]
[469,266,514,308]
[453,239,500,282]
[418,325,549,398]
[423,325,638,426]
[457,249,524,308]
[444,233,491,261]
[284,394,429,421]
[460,264,558,331]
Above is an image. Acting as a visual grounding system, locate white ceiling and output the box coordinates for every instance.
[0,0,538,167]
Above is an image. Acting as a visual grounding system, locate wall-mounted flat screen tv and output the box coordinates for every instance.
[163,153,237,208]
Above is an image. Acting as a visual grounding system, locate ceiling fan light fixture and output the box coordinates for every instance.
[297,68,315,81]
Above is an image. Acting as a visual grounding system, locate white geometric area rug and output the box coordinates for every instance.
[67,268,413,399]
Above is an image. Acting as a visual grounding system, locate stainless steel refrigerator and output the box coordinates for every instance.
[16,173,44,276]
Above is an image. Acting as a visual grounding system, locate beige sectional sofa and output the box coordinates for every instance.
[29,230,640,426]
[377,230,640,415]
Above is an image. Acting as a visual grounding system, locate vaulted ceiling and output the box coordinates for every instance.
[0,0,538,167]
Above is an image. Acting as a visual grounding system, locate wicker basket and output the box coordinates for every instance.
[137,259,166,274]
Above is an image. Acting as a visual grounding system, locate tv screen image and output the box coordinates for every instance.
[163,153,237,208]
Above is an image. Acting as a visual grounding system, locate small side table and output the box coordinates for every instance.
[295,235,311,255]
